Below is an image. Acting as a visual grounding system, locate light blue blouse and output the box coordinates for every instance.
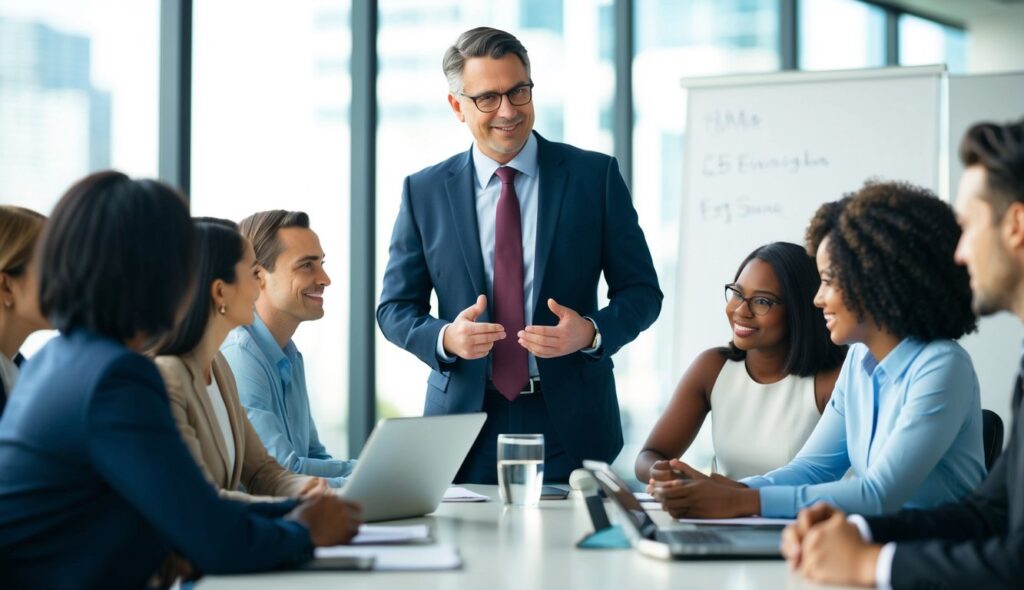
[741,338,986,517]
[221,314,355,487]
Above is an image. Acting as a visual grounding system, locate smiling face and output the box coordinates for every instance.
[257,227,331,324]
[725,258,787,353]
[953,165,1021,317]
[813,234,870,345]
[447,54,535,165]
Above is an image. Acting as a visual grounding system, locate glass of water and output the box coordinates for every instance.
[497,434,544,506]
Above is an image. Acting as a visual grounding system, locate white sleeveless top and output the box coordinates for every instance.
[710,359,821,480]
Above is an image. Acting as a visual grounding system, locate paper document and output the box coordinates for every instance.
[675,516,795,526]
[442,486,490,502]
[352,524,431,545]
[315,544,462,570]
[633,492,655,502]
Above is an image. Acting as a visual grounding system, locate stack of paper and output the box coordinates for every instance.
[352,524,431,545]
[442,486,490,502]
[315,544,463,571]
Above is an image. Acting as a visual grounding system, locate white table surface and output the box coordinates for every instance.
[198,485,854,590]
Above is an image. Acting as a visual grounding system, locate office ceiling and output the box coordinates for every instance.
[879,0,1024,25]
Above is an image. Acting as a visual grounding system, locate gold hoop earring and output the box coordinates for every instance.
[218,304,227,315]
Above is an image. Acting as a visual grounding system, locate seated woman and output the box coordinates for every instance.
[0,172,361,588]
[635,242,846,483]
[0,206,49,414]
[651,181,987,519]
[153,218,327,501]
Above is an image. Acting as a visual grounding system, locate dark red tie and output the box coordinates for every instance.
[491,166,529,401]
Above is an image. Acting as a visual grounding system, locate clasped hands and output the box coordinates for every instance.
[646,458,757,519]
[781,502,881,586]
[442,294,596,360]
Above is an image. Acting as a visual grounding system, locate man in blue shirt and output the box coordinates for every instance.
[222,210,355,487]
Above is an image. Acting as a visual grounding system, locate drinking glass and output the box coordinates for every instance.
[497,434,544,506]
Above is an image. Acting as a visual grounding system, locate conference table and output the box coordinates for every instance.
[199,485,854,589]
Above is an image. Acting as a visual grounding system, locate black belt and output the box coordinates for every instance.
[487,378,542,396]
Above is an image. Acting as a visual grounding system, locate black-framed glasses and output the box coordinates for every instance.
[724,284,782,316]
[458,82,534,113]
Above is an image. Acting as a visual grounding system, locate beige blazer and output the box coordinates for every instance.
[155,351,314,501]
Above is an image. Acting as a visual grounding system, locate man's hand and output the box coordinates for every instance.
[797,510,881,587]
[650,477,758,519]
[781,502,839,568]
[443,295,506,360]
[286,495,363,546]
[518,299,596,358]
[296,477,329,500]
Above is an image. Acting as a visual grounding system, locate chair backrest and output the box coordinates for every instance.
[982,409,1005,471]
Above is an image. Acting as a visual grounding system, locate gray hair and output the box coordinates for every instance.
[442,27,531,94]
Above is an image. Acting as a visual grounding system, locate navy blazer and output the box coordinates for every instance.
[862,366,1024,588]
[377,133,662,463]
[0,331,313,589]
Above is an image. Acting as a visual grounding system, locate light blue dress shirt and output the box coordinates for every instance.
[221,314,355,487]
[740,338,986,518]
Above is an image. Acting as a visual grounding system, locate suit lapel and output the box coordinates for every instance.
[532,133,568,314]
[183,353,232,480]
[445,148,488,302]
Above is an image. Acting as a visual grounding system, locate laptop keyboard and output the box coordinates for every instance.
[662,530,732,545]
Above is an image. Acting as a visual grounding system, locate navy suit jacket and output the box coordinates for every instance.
[377,133,662,463]
[862,368,1024,589]
[0,331,313,589]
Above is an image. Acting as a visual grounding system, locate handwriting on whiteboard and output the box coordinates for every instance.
[700,196,782,224]
[703,109,762,135]
[701,151,829,177]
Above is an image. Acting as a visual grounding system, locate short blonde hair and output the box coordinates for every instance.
[0,206,46,277]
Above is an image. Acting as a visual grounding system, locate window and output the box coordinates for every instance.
[900,13,967,73]
[799,0,886,70]
[375,0,614,421]
[630,0,780,473]
[190,0,353,457]
[0,0,159,357]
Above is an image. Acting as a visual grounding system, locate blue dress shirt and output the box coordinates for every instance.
[741,338,986,517]
[221,314,355,487]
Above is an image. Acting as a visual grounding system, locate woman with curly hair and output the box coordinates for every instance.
[650,181,986,519]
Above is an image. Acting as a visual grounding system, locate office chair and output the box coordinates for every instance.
[982,409,1004,471]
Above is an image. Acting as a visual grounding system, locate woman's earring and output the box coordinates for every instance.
[218,304,227,315]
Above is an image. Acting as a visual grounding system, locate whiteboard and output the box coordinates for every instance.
[675,67,944,375]
[948,72,1024,438]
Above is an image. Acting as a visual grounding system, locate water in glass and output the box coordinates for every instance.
[497,434,544,506]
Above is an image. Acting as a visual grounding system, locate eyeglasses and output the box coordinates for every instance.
[458,82,534,113]
[724,284,782,316]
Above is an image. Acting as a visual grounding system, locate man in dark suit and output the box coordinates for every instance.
[780,119,1024,588]
[377,27,662,484]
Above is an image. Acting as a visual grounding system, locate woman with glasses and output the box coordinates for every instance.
[636,242,846,485]
[649,181,986,519]
[0,206,49,416]
[153,218,328,502]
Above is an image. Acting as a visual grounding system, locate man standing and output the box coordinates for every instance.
[781,119,1024,588]
[222,210,355,487]
[377,27,662,483]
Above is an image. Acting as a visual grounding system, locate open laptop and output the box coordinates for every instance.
[339,413,486,522]
[582,460,783,560]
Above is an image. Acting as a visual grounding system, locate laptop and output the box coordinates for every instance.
[582,460,783,560]
[339,413,486,522]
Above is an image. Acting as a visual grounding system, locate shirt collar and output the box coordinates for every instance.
[472,132,539,190]
[860,337,924,380]
[249,313,296,386]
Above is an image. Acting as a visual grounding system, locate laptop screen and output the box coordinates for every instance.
[583,461,658,540]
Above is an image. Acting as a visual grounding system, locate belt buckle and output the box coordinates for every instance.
[521,378,538,395]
